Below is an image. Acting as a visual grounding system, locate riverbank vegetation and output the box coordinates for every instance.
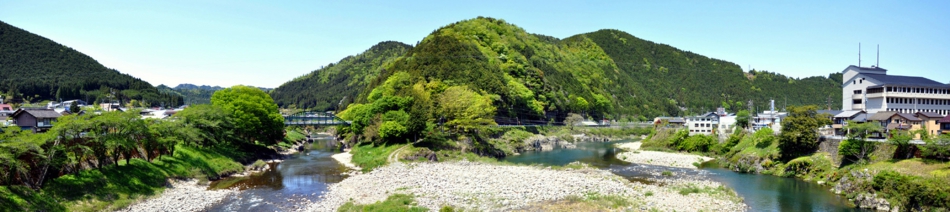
[639,105,950,210]
[0,85,298,211]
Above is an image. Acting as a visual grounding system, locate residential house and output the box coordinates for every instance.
[752,111,787,133]
[832,110,868,136]
[717,115,738,137]
[653,117,686,128]
[940,116,950,135]
[915,112,944,138]
[11,108,62,133]
[868,111,923,139]
[0,103,14,118]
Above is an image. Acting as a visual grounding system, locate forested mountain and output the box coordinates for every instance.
[278,17,842,123]
[271,41,411,111]
[0,21,183,107]
[580,29,842,116]
[156,84,223,105]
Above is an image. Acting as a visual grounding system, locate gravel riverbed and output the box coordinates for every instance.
[615,142,713,169]
[305,161,746,211]
[118,179,236,212]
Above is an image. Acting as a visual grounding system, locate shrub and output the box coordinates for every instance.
[872,170,950,209]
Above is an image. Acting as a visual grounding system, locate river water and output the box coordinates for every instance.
[206,134,349,211]
[207,137,864,211]
[502,139,865,212]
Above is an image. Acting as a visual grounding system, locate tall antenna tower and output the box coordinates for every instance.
[876,44,880,67]
[858,43,862,66]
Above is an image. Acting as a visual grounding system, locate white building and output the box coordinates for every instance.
[717,115,737,137]
[842,65,950,115]
[686,114,719,136]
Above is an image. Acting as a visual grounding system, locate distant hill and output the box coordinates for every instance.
[0,20,183,107]
[159,83,272,105]
[270,41,412,111]
[276,17,842,122]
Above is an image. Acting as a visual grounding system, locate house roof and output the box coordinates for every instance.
[915,112,944,119]
[940,116,950,123]
[834,110,865,118]
[0,104,13,111]
[12,108,63,119]
[844,65,888,73]
[896,113,922,121]
[669,118,686,123]
[863,73,950,88]
[851,113,869,122]
[867,111,898,121]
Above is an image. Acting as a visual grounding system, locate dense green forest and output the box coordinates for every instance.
[0,21,183,107]
[580,29,842,116]
[294,17,840,125]
[270,41,412,111]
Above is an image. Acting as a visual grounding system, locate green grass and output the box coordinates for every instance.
[0,145,244,212]
[351,143,406,172]
[337,193,429,212]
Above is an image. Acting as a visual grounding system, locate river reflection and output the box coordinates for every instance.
[206,135,350,211]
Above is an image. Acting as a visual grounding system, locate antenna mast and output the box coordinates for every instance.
[877,44,880,67]
[859,43,862,67]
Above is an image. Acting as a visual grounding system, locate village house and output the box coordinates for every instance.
[915,111,944,138]
[832,110,868,136]
[11,108,62,133]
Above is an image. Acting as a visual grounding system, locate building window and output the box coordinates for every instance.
[853,99,862,104]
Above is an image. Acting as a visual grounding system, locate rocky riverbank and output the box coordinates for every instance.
[118,179,236,212]
[305,161,746,211]
[615,141,713,169]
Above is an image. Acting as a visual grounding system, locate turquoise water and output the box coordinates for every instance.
[502,140,866,212]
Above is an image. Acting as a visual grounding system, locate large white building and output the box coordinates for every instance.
[842,65,950,115]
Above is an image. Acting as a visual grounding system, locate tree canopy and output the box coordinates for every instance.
[210,85,285,144]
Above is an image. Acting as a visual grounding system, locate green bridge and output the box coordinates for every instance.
[284,111,350,126]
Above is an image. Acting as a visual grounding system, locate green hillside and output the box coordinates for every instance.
[279,17,841,123]
[271,41,411,111]
[0,20,183,107]
[580,29,842,116]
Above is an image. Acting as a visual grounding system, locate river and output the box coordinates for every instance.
[502,139,866,212]
[206,134,349,211]
[206,137,864,211]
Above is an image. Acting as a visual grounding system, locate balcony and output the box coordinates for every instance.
[852,94,862,99]
[852,104,864,110]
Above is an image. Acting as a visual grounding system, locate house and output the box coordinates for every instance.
[915,112,944,138]
[653,117,686,128]
[11,108,62,133]
[716,115,738,137]
[752,111,787,133]
[841,65,950,115]
[868,111,923,139]
[0,103,14,117]
[939,116,950,135]
[832,110,868,136]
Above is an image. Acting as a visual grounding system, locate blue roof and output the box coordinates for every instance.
[864,73,950,88]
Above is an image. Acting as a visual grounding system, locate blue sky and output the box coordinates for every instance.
[2,1,948,88]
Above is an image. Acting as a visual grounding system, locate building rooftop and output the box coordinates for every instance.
[896,113,922,122]
[864,73,950,88]
[13,108,63,119]
[834,110,865,118]
[868,111,898,121]
[915,111,944,118]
